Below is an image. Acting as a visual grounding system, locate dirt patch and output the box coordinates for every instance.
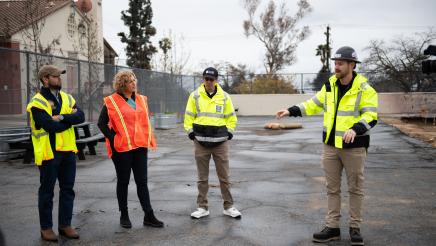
[382,117,436,148]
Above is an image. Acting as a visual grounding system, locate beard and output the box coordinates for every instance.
[335,71,345,79]
[335,68,349,80]
[48,81,61,90]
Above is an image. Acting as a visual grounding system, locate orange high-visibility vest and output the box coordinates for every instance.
[103,93,157,158]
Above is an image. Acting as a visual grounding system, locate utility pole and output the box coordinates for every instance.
[325,25,331,72]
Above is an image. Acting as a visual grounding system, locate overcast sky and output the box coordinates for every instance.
[102,0,436,74]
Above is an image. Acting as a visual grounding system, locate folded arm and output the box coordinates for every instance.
[31,107,72,133]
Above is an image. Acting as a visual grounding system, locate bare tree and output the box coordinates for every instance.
[21,0,46,54]
[154,31,191,74]
[81,17,104,121]
[362,29,436,92]
[222,63,255,93]
[242,0,311,75]
[20,0,61,94]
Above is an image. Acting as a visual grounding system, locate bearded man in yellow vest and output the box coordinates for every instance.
[27,65,84,242]
[276,47,378,246]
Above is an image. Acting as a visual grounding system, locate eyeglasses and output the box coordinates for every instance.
[204,77,215,82]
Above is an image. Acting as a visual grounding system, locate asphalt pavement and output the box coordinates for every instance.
[0,116,435,246]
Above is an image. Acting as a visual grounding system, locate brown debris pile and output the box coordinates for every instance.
[264,122,303,130]
[382,117,436,148]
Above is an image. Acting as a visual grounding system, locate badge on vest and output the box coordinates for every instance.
[216,105,223,113]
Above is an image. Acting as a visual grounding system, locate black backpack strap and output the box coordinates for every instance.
[324,82,331,92]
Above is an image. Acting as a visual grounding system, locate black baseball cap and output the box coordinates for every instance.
[203,67,218,79]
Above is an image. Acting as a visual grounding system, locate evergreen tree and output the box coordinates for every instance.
[118,0,157,69]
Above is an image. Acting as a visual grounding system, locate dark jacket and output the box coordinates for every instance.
[30,87,85,150]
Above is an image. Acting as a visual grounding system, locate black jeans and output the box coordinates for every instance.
[38,151,76,229]
[111,148,152,212]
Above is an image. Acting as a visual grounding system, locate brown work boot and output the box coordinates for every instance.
[58,226,80,239]
[40,229,58,242]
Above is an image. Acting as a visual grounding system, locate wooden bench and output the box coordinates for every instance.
[0,123,105,163]
[0,129,32,163]
[74,122,105,160]
[2,136,33,163]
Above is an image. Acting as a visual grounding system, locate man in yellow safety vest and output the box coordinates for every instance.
[27,65,84,242]
[276,46,378,246]
[184,67,241,219]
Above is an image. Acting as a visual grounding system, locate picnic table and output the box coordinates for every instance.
[73,122,105,160]
[0,129,32,163]
[0,122,104,163]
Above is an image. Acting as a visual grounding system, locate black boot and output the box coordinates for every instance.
[313,227,341,243]
[120,210,132,228]
[143,210,164,228]
[350,227,364,246]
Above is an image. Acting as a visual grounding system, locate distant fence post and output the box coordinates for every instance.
[300,73,304,94]
[26,51,30,125]
[77,60,81,106]
[180,75,184,114]
[26,51,30,104]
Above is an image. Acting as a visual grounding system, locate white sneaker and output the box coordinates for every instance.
[190,208,210,219]
[223,207,242,218]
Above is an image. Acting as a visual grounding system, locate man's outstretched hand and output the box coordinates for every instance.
[275,109,290,119]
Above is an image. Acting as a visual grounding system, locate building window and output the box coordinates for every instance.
[67,13,77,40]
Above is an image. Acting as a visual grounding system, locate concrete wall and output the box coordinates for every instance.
[231,92,436,116]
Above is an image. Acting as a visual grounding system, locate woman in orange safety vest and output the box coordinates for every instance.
[97,70,163,229]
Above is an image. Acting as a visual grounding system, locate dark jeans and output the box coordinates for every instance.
[111,147,152,212]
[38,151,76,229]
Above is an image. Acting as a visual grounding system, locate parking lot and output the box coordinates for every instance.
[0,116,435,246]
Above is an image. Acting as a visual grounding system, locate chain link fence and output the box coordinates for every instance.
[1,47,435,123]
[0,47,203,123]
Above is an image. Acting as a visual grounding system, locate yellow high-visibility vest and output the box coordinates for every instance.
[26,91,78,165]
[298,73,378,148]
[184,83,237,143]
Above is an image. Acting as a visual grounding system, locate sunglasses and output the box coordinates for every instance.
[204,77,215,82]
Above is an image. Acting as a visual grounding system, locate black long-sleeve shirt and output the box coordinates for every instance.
[30,87,85,150]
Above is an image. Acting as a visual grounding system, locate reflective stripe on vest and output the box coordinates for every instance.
[193,90,229,116]
[32,132,49,139]
[104,93,156,157]
[108,95,132,150]
[195,136,228,142]
[137,95,152,147]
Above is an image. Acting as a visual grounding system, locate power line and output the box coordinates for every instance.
[310,23,433,30]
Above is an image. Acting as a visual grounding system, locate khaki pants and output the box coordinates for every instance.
[322,144,367,228]
[194,140,233,210]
